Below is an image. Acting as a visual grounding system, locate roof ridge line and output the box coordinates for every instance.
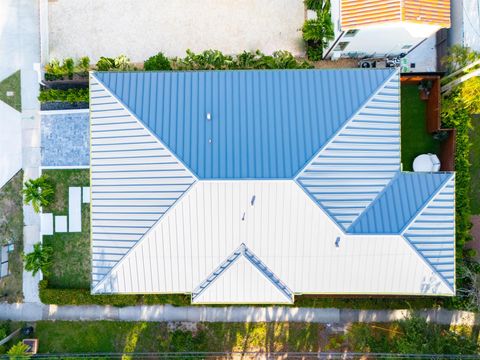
[90,74,198,293]
[293,69,399,180]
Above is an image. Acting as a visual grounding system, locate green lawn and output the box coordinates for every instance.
[0,70,21,112]
[0,171,24,302]
[401,84,440,171]
[25,320,480,355]
[42,169,90,289]
[470,116,480,215]
[34,321,323,354]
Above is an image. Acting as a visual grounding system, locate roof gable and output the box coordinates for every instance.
[348,173,453,234]
[192,244,293,304]
[95,69,395,179]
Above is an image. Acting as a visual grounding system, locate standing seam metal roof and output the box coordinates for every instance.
[95,70,394,179]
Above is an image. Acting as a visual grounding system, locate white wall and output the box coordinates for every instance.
[449,0,480,51]
[328,22,440,58]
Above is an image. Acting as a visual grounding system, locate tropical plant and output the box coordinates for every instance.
[442,45,480,73]
[7,341,30,360]
[96,56,116,71]
[22,175,54,213]
[305,0,323,10]
[96,55,133,71]
[114,54,133,71]
[76,56,91,76]
[144,52,172,71]
[23,242,53,277]
[302,0,334,60]
[63,57,75,79]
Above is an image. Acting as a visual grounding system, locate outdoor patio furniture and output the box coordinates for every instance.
[55,215,68,233]
[40,213,53,235]
[69,187,81,232]
[413,153,441,172]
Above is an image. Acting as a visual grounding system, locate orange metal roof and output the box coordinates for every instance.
[341,0,451,30]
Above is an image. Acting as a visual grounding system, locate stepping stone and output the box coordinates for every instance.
[0,245,9,277]
[69,187,81,232]
[82,186,90,203]
[40,213,53,235]
[55,216,67,233]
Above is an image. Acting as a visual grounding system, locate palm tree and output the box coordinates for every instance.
[23,242,53,276]
[22,175,54,213]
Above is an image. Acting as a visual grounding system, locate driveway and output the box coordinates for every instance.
[48,0,305,62]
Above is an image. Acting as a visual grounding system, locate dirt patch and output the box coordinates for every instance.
[313,58,358,69]
[467,215,480,259]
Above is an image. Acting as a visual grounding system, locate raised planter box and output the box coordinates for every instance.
[42,79,89,90]
[40,101,89,111]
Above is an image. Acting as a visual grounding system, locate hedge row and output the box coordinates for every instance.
[39,281,190,307]
[38,88,89,104]
[40,281,454,310]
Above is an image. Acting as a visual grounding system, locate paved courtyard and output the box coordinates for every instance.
[48,0,305,62]
[41,111,90,167]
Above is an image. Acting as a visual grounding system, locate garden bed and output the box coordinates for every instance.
[40,101,89,111]
[0,171,24,302]
[471,116,480,215]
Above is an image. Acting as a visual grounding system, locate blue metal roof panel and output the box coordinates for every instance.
[95,69,395,179]
[348,172,453,234]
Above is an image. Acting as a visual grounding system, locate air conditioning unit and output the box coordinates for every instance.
[359,60,376,68]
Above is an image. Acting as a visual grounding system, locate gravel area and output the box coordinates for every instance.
[48,0,305,62]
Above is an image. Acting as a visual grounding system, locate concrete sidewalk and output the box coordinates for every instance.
[0,303,477,325]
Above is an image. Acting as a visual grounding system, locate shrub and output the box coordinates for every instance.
[95,56,116,71]
[39,280,191,307]
[76,56,91,76]
[23,242,53,277]
[22,175,54,213]
[302,0,334,60]
[144,52,172,71]
[38,88,89,104]
[170,49,312,70]
[96,55,133,71]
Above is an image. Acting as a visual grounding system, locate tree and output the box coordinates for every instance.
[7,342,30,360]
[22,175,54,213]
[442,45,480,73]
[23,242,53,277]
[302,0,334,60]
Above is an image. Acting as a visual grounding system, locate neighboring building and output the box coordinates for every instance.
[325,0,451,59]
[449,0,480,52]
[89,69,455,304]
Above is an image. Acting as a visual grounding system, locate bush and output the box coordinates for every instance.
[96,55,133,71]
[301,1,334,60]
[39,280,190,307]
[38,88,89,104]
[306,43,324,61]
[144,52,172,71]
[45,57,90,80]
[170,49,312,70]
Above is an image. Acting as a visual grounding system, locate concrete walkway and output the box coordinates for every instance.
[0,303,478,325]
[17,0,42,304]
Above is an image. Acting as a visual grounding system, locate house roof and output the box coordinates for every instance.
[89,69,455,302]
[340,0,451,30]
[94,70,393,179]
